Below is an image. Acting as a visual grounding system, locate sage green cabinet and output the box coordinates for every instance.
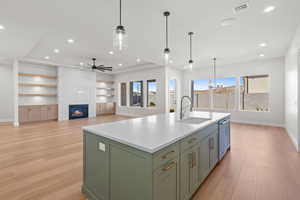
[209,131,219,170]
[198,136,210,184]
[82,120,228,200]
[154,159,179,200]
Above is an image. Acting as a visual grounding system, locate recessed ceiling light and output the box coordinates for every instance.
[264,6,276,13]
[44,56,50,60]
[67,39,75,44]
[118,63,123,66]
[259,54,265,57]
[169,60,173,64]
[54,49,60,53]
[259,43,267,47]
[109,51,114,55]
[79,62,84,66]
[0,24,5,31]
[136,58,141,62]
[221,18,236,27]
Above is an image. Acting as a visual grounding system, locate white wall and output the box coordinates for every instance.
[285,25,300,152]
[183,57,285,127]
[114,66,166,116]
[58,67,96,120]
[165,67,183,113]
[0,64,14,122]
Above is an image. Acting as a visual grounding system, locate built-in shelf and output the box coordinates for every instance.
[19,83,57,88]
[96,94,114,97]
[97,87,114,90]
[19,73,57,79]
[19,94,57,97]
[97,80,114,84]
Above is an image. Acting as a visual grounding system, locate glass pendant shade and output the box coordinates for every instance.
[164,48,170,64]
[114,25,128,51]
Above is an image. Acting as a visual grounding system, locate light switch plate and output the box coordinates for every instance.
[98,142,106,152]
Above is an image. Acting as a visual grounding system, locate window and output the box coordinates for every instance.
[147,80,157,107]
[120,82,127,106]
[130,81,143,107]
[240,75,269,112]
[169,79,176,112]
[213,77,236,110]
[191,79,210,109]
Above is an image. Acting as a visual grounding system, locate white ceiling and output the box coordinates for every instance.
[0,0,300,71]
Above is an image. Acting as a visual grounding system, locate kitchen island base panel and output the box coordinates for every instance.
[82,114,230,200]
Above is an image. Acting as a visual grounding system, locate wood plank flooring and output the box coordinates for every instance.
[0,116,299,200]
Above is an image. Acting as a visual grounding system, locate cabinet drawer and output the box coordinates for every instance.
[197,123,218,141]
[153,143,179,170]
[180,133,200,152]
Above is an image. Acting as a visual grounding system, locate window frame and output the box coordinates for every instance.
[147,79,157,108]
[130,80,143,107]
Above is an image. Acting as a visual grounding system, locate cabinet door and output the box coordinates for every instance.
[198,136,210,184]
[47,105,58,120]
[154,159,179,200]
[19,107,28,123]
[84,133,110,200]
[40,106,48,121]
[190,146,199,194]
[180,150,193,200]
[28,106,41,122]
[209,131,219,170]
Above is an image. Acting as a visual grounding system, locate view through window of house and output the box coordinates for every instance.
[147,80,157,107]
[240,75,269,112]
[213,77,236,110]
[130,81,143,107]
[169,79,176,112]
[120,82,127,106]
[191,79,210,109]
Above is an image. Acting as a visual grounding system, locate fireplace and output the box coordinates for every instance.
[69,104,89,120]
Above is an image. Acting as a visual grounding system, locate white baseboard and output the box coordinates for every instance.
[231,119,285,128]
[0,118,13,123]
[285,127,299,152]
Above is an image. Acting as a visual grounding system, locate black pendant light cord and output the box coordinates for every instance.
[166,14,169,48]
[189,33,192,61]
[213,57,217,87]
[119,0,122,26]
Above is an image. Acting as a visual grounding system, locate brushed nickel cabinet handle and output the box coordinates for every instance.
[161,150,175,160]
[162,161,177,172]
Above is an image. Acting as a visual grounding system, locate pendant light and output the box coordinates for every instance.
[114,0,128,51]
[213,57,217,88]
[163,11,171,64]
[188,32,194,70]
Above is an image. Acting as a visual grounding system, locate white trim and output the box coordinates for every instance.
[231,119,284,128]
[285,127,299,152]
[0,118,13,122]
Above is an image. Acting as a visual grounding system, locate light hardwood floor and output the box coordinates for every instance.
[0,116,299,200]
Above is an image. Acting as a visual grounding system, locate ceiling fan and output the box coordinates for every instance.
[88,58,113,72]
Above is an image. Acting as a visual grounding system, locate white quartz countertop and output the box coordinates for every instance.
[82,112,230,154]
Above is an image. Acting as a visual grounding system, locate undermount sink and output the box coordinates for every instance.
[180,117,210,124]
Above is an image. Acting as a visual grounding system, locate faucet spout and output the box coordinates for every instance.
[180,96,193,120]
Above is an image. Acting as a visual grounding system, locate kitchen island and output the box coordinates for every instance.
[82,112,231,200]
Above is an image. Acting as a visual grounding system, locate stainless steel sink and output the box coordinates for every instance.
[180,117,210,124]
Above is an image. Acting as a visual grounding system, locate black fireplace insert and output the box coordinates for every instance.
[69,104,89,120]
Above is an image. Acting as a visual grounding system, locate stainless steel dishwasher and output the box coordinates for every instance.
[219,118,230,160]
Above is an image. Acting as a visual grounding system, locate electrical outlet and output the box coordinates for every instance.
[98,142,106,152]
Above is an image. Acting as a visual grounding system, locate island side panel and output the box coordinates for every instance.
[82,132,110,200]
[110,144,153,200]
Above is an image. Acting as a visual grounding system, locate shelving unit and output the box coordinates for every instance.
[18,64,58,123]
[96,79,115,115]
[19,94,57,97]
[19,73,57,79]
[19,83,57,88]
